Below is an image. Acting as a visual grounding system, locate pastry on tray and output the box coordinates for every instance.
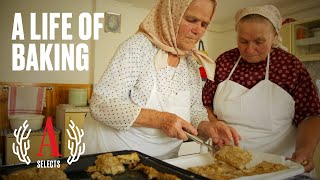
[188,145,288,180]
[87,152,181,180]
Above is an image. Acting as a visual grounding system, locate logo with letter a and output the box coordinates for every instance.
[12,116,85,166]
[37,117,61,157]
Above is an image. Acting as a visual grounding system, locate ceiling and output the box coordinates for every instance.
[117,0,320,29]
[213,0,320,24]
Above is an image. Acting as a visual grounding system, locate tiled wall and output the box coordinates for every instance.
[303,60,320,95]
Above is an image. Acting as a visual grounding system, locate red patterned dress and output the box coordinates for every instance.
[203,48,320,126]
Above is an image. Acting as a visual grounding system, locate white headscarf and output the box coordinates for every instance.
[235,5,287,51]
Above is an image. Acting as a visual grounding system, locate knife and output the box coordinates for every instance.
[184,131,213,151]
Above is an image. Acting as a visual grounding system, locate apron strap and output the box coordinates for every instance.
[265,53,270,80]
[227,56,241,80]
[227,53,271,81]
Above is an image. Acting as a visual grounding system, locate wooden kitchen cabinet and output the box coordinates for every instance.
[281,18,320,61]
[5,129,60,165]
[55,105,89,157]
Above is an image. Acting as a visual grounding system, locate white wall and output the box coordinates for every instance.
[0,0,93,84]
[0,0,150,84]
[205,30,237,61]
[93,0,150,83]
[282,6,320,21]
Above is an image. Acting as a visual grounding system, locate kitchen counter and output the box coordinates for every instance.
[3,128,60,165]
[2,128,60,137]
[56,104,89,113]
[56,105,88,157]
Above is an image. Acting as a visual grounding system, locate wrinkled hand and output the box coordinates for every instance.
[159,112,197,141]
[290,148,315,173]
[198,120,241,148]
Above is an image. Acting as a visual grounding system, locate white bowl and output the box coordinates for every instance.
[9,114,44,131]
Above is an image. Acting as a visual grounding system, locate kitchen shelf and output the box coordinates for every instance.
[281,18,320,61]
[296,36,320,46]
[297,54,320,62]
[292,18,320,61]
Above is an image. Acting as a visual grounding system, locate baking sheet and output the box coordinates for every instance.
[164,151,305,180]
[0,150,208,180]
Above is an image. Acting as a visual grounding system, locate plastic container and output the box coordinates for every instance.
[296,27,308,39]
[68,88,87,106]
[9,114,44,131]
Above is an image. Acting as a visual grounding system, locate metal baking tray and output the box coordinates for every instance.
[0,150,209,180]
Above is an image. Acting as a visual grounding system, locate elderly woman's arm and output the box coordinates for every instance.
[90,34,197,138]
[288,61,320,172]
[187,61,240,145]
[134,109,197,141]
[90,35,149,131]
[292,116,320,172]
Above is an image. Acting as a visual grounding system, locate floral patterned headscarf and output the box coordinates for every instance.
[138,0,217,81]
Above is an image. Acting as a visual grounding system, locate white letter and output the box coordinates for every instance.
[42,13,48,40]
[49,13,60,40]
[26,44,39,71]
[61,44,74,71]
[61,13,73,40]
[12,13,24,40]
[78,13,91,40]
[57,160,60,168]
[40,44,53,71]
[12,44,25,71]
[54,44,60,71]
[93,13,104,40]
[76,43,88,71]
[30,13,41,40]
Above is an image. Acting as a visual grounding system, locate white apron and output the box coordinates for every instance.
[84,67,191,160]
[213,54,296,157]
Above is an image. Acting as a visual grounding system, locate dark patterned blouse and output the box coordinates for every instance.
[202,48,320,126]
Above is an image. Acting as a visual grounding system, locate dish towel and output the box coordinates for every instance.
[8,87,45,115]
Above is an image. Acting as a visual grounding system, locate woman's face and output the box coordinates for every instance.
[237,20,276,63]
[177,0,214,51]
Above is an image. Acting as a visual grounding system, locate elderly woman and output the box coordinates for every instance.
[202,5,320,172]
[83,0,238,160]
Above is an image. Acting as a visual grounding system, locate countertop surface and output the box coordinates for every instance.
[57,104,89,113]
[2,128,60,137]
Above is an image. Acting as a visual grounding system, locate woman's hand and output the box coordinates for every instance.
[197,120,241,148]
[158,112,198,141]
[292,116,320,172]
[203,106,241,148]
[213,120,241,147]
[134,109,197,141]
[290,147,315,172]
